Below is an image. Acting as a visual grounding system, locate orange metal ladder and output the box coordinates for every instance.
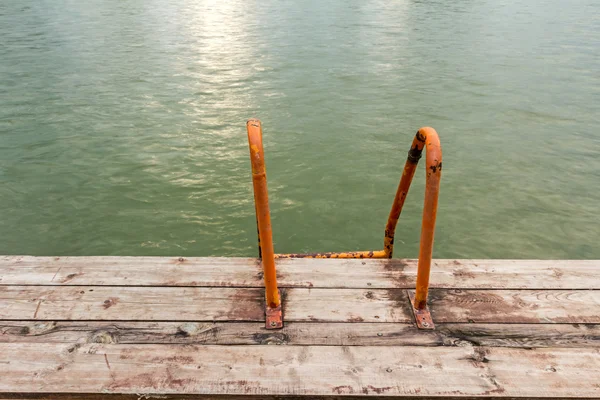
[246,119,442,330]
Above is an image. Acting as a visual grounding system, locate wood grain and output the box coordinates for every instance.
[3,285,599,324]
[1,343,599,397]
[0,286,413,323]
[2,256,599,289]
[426,289,600,323]
[2,321,599,348]
[3,256,600,398]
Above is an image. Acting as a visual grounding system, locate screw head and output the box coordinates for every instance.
[386,368,392,373]
[377,333,383,337]
[422,321,430,327]
[270,321,277,327]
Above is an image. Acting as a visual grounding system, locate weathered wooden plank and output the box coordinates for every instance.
[2,396,596,400]
[1,343,599,397]
[2,256,599,289]
[437,323,600,348]
[0,397,595,400]
[1,397,597,400]
[427,289,600,323]
[1,396,597,400]
[0,321,438,346]
[0,287,413,323]
[2,321,600,348]
[3,286,599,324]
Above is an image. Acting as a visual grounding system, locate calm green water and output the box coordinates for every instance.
[1,0,598,259]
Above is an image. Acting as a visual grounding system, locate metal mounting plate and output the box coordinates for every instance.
[408,290,435,330]
[265,304,283,329]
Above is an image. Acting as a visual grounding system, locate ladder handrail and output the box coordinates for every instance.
[384,127,442,309]
[247,120,442,329]
[246,119,282,329]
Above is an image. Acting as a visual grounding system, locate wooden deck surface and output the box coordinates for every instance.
[1,256,599,399]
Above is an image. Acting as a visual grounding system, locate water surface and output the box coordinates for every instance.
[1,0,599,258]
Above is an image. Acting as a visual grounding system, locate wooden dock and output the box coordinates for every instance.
[1,256,599,398]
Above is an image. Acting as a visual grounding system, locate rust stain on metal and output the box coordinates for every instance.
[276,250,386,259]
[407,144,423,164]
[429,161,442,174]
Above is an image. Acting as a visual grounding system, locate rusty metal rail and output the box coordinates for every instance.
[246,119,282,329]
[246,120,442,330]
